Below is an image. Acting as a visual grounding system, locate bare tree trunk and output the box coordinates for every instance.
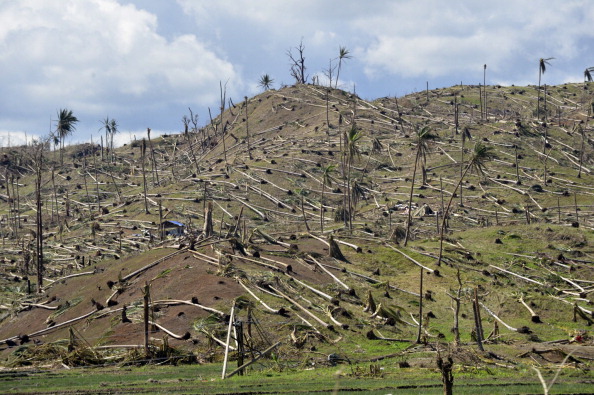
[143,282,150,358]
[415,266,423,344]
[245,96,252,160]
[203,201,213,237]
[141,139,149,214]
[472,288,484,351]
[404,149,420,246]
[147,128,160,186]
[220,82,228,167]
[34,147,44,293]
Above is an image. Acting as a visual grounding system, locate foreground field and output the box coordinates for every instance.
[1,362,593,394]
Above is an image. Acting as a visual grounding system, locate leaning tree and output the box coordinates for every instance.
[437,142,495,265]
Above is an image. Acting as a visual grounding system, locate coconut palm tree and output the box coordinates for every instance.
[320,164,336,232]
[537,58,554,119]
[404,125,435,246]
[335,46,352,89]
[55,109,79,165]
[100,117,119,162]
[437,142,495,265]
[258,74,274,91]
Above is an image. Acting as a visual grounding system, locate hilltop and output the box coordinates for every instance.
[1,81,594,376]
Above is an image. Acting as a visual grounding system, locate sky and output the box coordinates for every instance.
[1,0,593,147]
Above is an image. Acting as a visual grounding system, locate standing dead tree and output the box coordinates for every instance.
[287,39,307,84]
[29,138,48,293]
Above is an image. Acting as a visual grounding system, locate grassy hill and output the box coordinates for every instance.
[1,82,594,388]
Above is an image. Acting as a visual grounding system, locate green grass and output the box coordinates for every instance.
[0,361,592,394]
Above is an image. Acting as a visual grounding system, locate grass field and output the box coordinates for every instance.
[1,361,593,394]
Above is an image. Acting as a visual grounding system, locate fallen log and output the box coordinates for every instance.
[269,285,333,329]
[366,329,412,342]
[479,302,530,333]
[152,299,225,317]
[148,321,190,340]
[519,297,541,323]
[120,248,186,282]
[237,280,286,314]
[385,244,437,275]
[306,254,350,291]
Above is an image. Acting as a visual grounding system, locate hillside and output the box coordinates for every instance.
[1,82,594,375]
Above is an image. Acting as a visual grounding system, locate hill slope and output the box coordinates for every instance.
[1,82,594,369]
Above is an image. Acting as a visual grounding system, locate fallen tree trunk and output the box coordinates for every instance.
[148,321,190,340]
[306,254,351,291]
[237,280,286,314]
[479,302,530,333]
[385,244,437,275]
[519,297,541,323]
[152,299,225,317]
[366,329,412,342]
[121,249,187,282]
[269,285,333,329]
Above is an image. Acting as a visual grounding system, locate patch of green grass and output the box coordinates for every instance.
[0,361,592,394]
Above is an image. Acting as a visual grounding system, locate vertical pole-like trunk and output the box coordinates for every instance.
[537,69,542,119]
[473,288,484,351]
[326,90,330,143]
[143,282,150,357]
[245,97,252,160]
[575,193,579,225]
[404,150,420,246]
[479,83,483,121]
[220,82,228,167]
[222,303,235,379]
[141,139,149,214]
[415,266,424,344]
[36,164,43,293]
[483,64,487,120]
[92,139,101,212]
[158,200,163,241]
[203,201,213,237]
[578,128,585,178]
[236,321,245,376]
[515,146,521,185]
[147,128,160,187]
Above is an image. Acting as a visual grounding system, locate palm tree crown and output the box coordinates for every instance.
[335,46,352,89]
[345,125,362,166]
[56,108,78,142]
[55,108,78,164]
[258,74,274,91]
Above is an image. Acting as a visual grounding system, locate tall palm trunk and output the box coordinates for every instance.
[404,149,420,246]
[141,139,149,214]
[35,152,44,293]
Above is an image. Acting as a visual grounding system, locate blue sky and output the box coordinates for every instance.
[1,0,593,147]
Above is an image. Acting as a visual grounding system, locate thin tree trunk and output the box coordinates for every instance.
[438,165,472,265]
[415,266,424,343]
[245,97,252,160]
[141,139,149,214]
[404,150,420,246]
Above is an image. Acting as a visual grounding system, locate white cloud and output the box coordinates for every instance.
[358,0,594,82]
[0,130,40,147]
[0,0,239,136]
